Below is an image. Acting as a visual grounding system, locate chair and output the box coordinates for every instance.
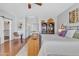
[13,32,20,40]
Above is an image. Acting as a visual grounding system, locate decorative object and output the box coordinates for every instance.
[58,24,67,37]
[13,32,20,41]
[73,31,79,39]
[58,30,67,37]
[65,30,76,38]
[58,24,65,32]
[18,23,22,29]
[69,8,79,23]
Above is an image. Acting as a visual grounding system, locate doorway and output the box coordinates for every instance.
[4,20,11,43]
[3,19,12,55]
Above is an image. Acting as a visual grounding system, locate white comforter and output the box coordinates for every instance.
[38,35,79,56]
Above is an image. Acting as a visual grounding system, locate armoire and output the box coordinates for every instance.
[41,18,55,34]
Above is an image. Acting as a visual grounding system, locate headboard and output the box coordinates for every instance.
[65,26,79,30]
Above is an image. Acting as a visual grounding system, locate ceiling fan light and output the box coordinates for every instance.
[35,3,42,6]
[28,3,31,9]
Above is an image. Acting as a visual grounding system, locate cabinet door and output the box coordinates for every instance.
[27,38,39,56]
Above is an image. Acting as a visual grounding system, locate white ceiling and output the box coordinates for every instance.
[0,3,75,19]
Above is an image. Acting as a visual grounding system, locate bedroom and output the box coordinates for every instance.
[0,3,79,56]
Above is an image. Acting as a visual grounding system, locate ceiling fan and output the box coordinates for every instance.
[28,3,42,9]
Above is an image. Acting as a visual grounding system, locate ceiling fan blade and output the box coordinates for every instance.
[35,3,42,6]
[28,3,31,9]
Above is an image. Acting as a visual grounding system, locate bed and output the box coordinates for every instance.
[38,34,79,56]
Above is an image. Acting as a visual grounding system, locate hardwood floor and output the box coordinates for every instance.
[0,38,27,56]
[27,34,41,56]
[0,35,41,56]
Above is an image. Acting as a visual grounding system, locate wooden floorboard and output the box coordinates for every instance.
[0,38,27,56]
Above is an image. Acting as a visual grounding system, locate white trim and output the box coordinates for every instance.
[3,19,12,41]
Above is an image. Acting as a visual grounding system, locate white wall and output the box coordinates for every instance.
[0,11,26,40]
[0,17,4,44]
[0,9,17,42]
[16,18,25,39]
[0,9,24,44]
[11,19,17,40]
[25,16,39,37]
[57,4,79,32]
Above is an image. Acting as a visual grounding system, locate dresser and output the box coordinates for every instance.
[27,34,41,56]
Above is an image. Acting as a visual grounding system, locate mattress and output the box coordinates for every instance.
[39,35,79,56]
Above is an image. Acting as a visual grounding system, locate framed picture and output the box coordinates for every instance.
[18,22,23,30]
[69,8,79,23]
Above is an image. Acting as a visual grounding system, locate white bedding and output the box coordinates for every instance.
[38,35,79,56]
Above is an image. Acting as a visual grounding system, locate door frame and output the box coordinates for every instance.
[3,19,12,42]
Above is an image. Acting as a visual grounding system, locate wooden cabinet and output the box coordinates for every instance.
[27,34,40,56]
[41,18,55,34]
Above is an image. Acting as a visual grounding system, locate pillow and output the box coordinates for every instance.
[73,31,79,39]
[58,31,67,37]
[65,30,76,38]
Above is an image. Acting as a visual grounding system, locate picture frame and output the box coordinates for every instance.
[18,22,23,29]
[69,8,79,23]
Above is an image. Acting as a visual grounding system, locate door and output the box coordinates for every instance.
[3,19,12,55]
[4,21,10,42]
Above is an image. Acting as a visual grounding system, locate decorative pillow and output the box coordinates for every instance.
[65,30,76,38]
[73,31,79,39]
[58,30,67,37]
